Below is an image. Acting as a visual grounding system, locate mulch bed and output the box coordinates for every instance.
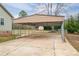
[0,31,12,37]
[0,31,16,43]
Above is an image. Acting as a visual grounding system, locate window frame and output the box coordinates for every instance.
[0,18,4,25]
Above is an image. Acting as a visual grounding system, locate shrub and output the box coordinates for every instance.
[65,16,79,33]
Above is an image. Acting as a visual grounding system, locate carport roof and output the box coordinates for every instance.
[14,14,64,24]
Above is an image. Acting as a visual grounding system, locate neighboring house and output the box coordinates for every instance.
[0,4,13,32]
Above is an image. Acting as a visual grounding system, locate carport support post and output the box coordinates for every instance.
[19,24,21,36]
[52,25,54,31]
[61,21,65,42]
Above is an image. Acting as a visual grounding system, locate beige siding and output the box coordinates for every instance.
[0,7,12,31]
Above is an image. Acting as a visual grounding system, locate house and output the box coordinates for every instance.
[0,4,13,34]
[0,4,65,41]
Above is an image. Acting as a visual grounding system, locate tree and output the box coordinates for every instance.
[54,3,66,16]
[19,10,27,17]
[65,16,78,33]
[47,3,53,15]
[77,13,79,21]
[76,13,79,33]
[37,3,67,16]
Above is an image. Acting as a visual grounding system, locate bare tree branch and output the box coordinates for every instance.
[54,3,66,16]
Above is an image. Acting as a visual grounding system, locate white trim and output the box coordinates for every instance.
[61,21,65,42]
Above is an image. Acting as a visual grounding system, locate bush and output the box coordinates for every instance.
[44,26,52,30]
[65,15,79,33]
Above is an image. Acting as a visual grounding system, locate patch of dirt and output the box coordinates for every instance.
[28,35,49,39]
[66,34,79,51]
[25,32,53,39]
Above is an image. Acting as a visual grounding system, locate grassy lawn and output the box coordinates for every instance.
[66,34,79,52]
[0,35,16,43]
[0,30,49,43]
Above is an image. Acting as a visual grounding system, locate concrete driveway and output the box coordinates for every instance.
[0,33,79,56]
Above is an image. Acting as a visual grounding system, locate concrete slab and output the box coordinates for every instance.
[0,33,78,56]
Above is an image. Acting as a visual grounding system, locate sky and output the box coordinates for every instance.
[2,3,79,18]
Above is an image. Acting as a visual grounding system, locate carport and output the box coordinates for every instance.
[13,14,64,41]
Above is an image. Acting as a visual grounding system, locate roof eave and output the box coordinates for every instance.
[0,4,14,18]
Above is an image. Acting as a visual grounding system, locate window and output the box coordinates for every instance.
[0,18,4,25]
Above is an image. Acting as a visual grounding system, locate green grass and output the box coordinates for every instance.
[0,35,16,43]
